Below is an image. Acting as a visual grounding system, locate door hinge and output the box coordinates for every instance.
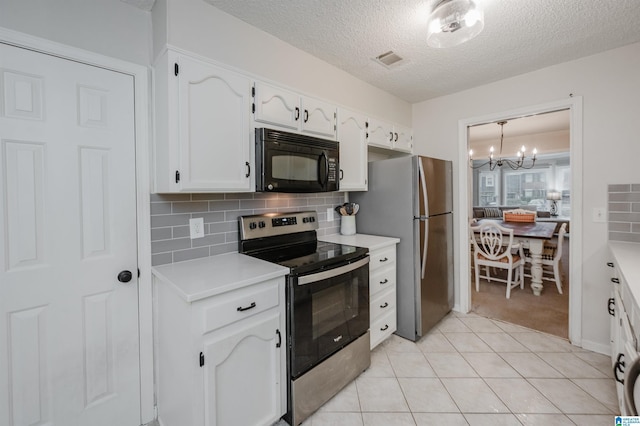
[252,103,255,114]
[137,268,140,278]
[199,352,205,367]
[276,329,281,348]
[174,63,179,76]
[175,170,180,183]
[251,86,255,97]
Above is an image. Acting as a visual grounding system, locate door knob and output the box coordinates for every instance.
[117,270,133,283]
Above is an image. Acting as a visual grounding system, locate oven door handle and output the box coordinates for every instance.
[298,257,369,285]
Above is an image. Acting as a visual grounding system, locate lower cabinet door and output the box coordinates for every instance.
[203,311,283,426]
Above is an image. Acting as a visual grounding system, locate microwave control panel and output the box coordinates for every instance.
[328,158,337,182]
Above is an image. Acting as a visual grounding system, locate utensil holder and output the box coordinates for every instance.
[340,216,356,235]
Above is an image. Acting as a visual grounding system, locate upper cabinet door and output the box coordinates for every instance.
[253,82,299,130]
[337,108,368,191]
[176,54,253,192]
[301,97,336,139]
[367,118,394,149]
[393,125,413,153]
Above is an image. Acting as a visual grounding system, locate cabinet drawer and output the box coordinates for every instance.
[369,246,396,271]
[370,266,395,296]
[370,288,396,321]
[201,279,280,334]
[370,310,396,349]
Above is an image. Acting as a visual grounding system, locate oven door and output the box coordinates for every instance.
[289,256,369,378]
[256,131,339,193]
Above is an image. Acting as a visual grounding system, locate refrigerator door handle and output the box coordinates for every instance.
[418,158,429,218]
[418,159,430,280]
[421,219,428,280]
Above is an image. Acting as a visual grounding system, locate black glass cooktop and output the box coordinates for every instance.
[249,240,368,276]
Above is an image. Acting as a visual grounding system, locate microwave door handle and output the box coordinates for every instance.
[318,152,329,187]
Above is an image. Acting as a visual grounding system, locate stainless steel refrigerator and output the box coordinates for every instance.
[351,155,453,341]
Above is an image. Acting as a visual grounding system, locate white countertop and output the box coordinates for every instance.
[152,252,289,303]
[319,233,400,251]
[609,242,640,301]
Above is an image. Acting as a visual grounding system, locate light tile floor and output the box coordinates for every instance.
[298,311,618,426]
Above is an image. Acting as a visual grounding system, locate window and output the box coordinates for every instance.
[471,152,570,216]
[477,171,499,206]
[503,169,550,207]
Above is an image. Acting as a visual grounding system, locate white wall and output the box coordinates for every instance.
[470,130,570,156]
[413,42,640,350]
[0,0,152,65]
[154,0,411,126]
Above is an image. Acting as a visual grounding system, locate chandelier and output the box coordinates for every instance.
[469,121,537,170]
[426,0,484,48]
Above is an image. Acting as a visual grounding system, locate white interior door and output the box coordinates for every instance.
[0,43,140,425]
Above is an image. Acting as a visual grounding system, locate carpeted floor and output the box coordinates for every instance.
[471,236,569,339]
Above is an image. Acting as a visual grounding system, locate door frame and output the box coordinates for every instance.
[457,97,583,347]
[0,27,154,424]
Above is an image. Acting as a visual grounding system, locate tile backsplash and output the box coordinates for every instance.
[608,184,640,243]
[150,192,346,266]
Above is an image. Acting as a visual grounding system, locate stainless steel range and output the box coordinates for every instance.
[238,211,371,426]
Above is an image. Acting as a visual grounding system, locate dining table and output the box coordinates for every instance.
[477,219,557,296]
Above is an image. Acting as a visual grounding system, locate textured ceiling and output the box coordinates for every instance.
[205,0,640,103]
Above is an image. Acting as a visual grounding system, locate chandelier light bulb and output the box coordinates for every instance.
[469,149,474,158]
[520,145,526,153]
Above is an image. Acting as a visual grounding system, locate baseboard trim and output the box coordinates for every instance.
[581,339,610,356]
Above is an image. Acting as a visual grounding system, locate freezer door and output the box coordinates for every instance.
[418,156,453,217]
[417,213,454,336]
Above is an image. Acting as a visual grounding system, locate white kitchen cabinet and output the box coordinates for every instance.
[153,49,253,192]
[253,81,337,139]
[369,244,398,349]
[153,254,288,426]
[336,108,368,191]
[367,118,413,153]
[367,118,394,149]
[318,234,399,349]
[608,244,640,415]
[204,311,282,426]
[393,124,414,153]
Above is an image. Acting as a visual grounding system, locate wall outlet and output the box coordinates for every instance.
[189,217,205,239]
[593,207,606,223]
[326,207,334,222]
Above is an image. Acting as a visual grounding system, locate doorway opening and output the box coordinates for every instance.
[468,110,570,338]
[457,97,583,346]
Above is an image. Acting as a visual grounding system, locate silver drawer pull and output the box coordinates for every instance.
[380,278,389,284]
[237,302,256,312]
[333,335,343,343]
[379,257,389,262]
[380,302,389,309]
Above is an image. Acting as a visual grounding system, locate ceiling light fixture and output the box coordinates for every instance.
[469,121,537,170]
[426,0,484,48]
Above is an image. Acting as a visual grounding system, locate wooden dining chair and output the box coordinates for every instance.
[523,222,567,294]
[469,222,524,299]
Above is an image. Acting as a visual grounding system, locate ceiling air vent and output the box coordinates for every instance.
[373,51,404,68]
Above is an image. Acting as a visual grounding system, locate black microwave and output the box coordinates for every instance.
[255,128,339,193]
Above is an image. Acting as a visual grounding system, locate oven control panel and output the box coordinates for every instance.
[239,211,319,240]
